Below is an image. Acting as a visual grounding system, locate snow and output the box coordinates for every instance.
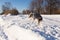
[4,25,44,40]
[0,15,45,40]
[0,14,60,40]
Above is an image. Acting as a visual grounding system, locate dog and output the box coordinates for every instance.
[29,12,43,25]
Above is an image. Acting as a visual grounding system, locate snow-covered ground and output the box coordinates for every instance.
[0,14,60,40]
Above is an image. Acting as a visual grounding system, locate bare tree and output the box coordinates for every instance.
[29,0,36,12]
[2,2,12,11]
[29,0,43,14]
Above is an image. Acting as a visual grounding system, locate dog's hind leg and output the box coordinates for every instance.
[38,19,40,25]
[37,19,42,29]
[38,17,43,25]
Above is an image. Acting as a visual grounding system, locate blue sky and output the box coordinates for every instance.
[0,0,32,12]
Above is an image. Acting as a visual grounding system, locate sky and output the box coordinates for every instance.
[0,0,32,12]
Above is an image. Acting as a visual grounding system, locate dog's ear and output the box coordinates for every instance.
[29,13,33,17]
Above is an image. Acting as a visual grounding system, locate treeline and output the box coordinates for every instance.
[0,0,60,15]
[28,0,60,14]
[0,2,19,15]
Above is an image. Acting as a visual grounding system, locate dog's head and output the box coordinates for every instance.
[29,13,33,18]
